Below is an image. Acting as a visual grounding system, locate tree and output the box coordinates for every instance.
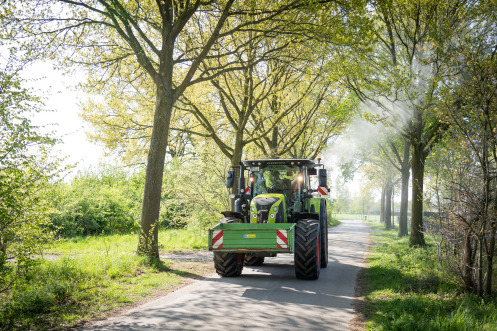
[378,136,410,236]
[342,0,473,246]
[0,59,58,293]
[3,0,341,257]
[431,4,497,295]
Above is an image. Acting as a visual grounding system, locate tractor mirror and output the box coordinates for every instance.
[226,171,235,188]
[318,169,327,187]
[308,168,317,176]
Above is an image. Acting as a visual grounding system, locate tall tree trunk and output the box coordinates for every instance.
[485,221,496,295]
[269,126,278,158]
[398,141,410,236]
[385,179,392,229]
[138,87,174,258]
[463,230,475,293]
[409,139,426,246]
[380,183,386,223]
[477,236,484,296]
[399,168,410,236]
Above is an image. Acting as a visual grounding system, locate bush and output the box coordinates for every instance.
[48,167,143,237]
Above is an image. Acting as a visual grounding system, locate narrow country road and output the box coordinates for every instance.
[82,219,370,331]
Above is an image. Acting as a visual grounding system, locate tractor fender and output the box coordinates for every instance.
[220,211,245,221]
[293,212,319,222]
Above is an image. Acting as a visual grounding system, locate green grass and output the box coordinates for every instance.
[328,216,341,227]
[46,228,207,256]
[362,222,497,330]
[0,229,211,330]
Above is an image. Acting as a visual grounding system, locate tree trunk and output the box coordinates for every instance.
[463,230,475,293]
[269,126,278,158]
[138,87,174,258]
[398,168,410,236]
[485,221,496,295]
[385,180,392,229]
[409,140,426,246]
[380,183,386,223]
[398,140,410,236]
[477,236,484,296]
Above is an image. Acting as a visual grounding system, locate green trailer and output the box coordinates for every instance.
[208,158,329,280]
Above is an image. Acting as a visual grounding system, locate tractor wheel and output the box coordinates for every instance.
[244,254,265,266]
[214,252,244,277]
[319,199,329,268]
[294,219,321,280]
[219,217,241,224]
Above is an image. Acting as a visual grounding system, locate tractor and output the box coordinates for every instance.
[208,158,329,280]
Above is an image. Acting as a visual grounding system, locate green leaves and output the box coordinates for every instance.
[0,62,60,293]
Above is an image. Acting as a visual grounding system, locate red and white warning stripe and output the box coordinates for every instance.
[212,230,223,249]
[244,186,250,194]
[317,186,328,196]
[276,229,288,249]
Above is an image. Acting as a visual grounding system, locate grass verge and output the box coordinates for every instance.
[0,229,212,330]
[328,217,341,227]
[360,222,497,330]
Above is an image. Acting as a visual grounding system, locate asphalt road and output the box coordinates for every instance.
[82,219,370,331]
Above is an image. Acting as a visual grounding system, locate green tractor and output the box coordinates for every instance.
[208,158,329,280]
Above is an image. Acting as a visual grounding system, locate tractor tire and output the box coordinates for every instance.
[219,217,241,224]
[294,219,321,280]
[244,254,265,266]
[214,252,244,277]
[319,199,329,268]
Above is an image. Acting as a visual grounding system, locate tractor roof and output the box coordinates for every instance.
[242,159,315,167]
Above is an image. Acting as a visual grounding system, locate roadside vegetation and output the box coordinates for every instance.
[361,221,497,330]
[1,159,220,329]
[0,231,211,330]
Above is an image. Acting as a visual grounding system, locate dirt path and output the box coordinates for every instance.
[81,219,370,331]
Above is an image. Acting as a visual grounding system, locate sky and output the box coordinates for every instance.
[21,61,107,174]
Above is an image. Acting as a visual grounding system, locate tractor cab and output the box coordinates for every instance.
[226,158,328,224]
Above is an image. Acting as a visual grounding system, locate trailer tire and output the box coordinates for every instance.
[244,254,265,266]
[214,252,244,277]
[319,199,328,268]
[294,219,321,280]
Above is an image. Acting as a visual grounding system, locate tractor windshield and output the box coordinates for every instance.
[252,166,300,196]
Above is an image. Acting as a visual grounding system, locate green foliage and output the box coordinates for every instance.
[363,223,497,330]
[160,149,231,231]
[0,62,59,293]
[47,150,228,237]
[48,166,143,237]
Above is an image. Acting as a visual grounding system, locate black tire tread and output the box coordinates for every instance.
[294,219,321,280]
[320,199,329,268]
[244,254,265,266]
[214,252,244,277]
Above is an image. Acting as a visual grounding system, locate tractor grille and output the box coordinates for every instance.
[252,197,282,223]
